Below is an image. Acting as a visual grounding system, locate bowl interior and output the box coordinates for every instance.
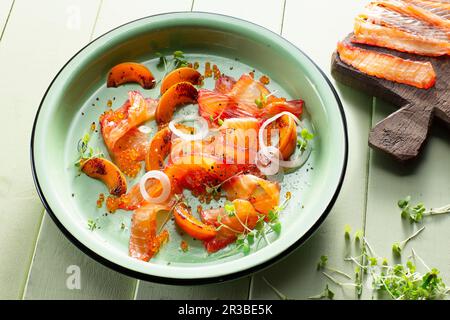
[33,13,346,282]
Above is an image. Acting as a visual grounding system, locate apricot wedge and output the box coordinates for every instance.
[107,62,156,89]
[277,114,297,160]
[173,203,217,241]
[155,82,198,125]
[160,67,202,95]
[266,114,297,160]
[81,157,127,196]
[145,124,194,171]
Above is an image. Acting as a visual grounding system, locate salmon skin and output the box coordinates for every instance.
[337,41,436,89]
[352,1,450,56]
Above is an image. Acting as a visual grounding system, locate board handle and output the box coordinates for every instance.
[369,103,434,161]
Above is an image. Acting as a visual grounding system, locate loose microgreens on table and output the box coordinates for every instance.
[74,132,104,168]
[398,196,450,223]
[265,197,449,300]
[392,226,425,256]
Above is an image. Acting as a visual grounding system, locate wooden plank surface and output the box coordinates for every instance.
[0,0,13,40]
[23,0,193,300]
[249,0,374,299]
[135,0,286,300]
[0,0,101,299]
[361,99,450,299]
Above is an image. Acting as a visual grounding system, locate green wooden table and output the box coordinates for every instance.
[1,0,448,300]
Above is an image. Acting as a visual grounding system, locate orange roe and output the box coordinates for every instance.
[180,240,189,252]
[259,75,270,85]
[204,62,212,78]
[96,193,105,208]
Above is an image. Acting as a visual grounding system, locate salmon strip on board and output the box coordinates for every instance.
[373,0,450,29]
[362,2,450,40]
[337,41,436,89]
[353,15,450,56]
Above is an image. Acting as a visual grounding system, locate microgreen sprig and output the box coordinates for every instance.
[75,132,104,168]
[297,128,314,151]
[392,226,425,256]
[398,196,450,223]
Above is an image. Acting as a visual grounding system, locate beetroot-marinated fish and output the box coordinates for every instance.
[337,41,436,89]
[362,2,450,40]
[129,203,171,261]
[405,0,450,20]
[198,74,303,125]
[374,0,450,29]
[100,91,156,177]
[353,15,450,56]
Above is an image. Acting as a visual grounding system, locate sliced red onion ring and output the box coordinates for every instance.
[168,115,209,141]
[139,170,171,204]
[258,111,312,170]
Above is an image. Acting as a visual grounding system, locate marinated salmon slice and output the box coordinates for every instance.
[198,74,303,124]
[353,15,450,56]
[373,0,450,29]
[405,0,450,20]
[100,91,156,151]
[363,2,450,40]
[129,203,171,261]
[337,41,436,89]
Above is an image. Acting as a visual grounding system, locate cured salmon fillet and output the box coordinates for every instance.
[353,15,450,56]
[129,203,171,261]
[198,74,303,125]
[406,0,450,20]
[374,0,450,29]
[362,2,450,40]
[100,91,157,177]
[337,41,436,89]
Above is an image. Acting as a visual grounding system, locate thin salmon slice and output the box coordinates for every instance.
[374,0,450,29]
[363,2,450,40]
[129,203,171,261]
[353,15,450,56]
[100,91,156,151]
[337,41,436,89]
[406,0,450,20]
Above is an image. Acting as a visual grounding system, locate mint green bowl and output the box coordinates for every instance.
[31,12,347,284]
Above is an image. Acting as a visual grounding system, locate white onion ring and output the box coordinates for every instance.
[258,111,312,169]
[138,125,152,134]
[168,115,209,141]
[139,170,171,204]
[256,146,281,176]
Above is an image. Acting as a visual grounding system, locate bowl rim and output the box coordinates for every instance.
[30,11,348,285]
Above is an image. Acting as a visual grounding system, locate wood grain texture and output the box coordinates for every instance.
[193,0,285,33]
[362,98,450,299]
[249,0,374,300]
[93,0,193,38]
[132,0,285,300]
[0,0,13,40]
[23,0,194,300]
[332,36,450,161]
[24,214,136,300]
[0,0,100,299]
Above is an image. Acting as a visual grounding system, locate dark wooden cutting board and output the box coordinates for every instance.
[331,34,450,162]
